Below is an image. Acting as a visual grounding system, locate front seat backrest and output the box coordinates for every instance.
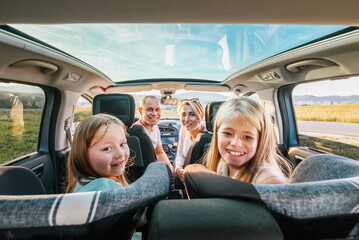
[93,93,156,183]
[185,101,224,166]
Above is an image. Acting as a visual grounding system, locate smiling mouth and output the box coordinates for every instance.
[111,159,126,167]
[226,150,245,156]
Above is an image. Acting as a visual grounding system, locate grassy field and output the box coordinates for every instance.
[74,107,92,122]
[295,103,359,123]
[299,134,359,160]
[0,110,41,164]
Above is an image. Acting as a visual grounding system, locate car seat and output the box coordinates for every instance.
[184,101,223,166]
[174,101,223,190]
[184,154,359,239]
[93,93,157,183]
[0,161,171,240]
[0,166,46,195]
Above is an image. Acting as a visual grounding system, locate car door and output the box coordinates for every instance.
[278,78,359,165]
[0,81,60,194]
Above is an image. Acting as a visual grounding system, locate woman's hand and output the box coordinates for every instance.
[176,168,185,183]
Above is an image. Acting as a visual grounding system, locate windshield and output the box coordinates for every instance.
[10,24,347,82]
[130,90,232,119]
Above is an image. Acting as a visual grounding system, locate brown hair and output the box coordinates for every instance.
[66,113,130,193]
[204,97,292,182]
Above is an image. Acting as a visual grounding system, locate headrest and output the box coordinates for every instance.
[205,101,224,132]
[93,93,135,127]
[291,154,359,183]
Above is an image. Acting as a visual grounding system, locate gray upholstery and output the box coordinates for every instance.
[0,162,170,229]
[255,176,359,218]
[254,154,359,218]
[291,154,359,182]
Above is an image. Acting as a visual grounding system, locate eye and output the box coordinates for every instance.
[103,146,112,151]
[222,131,232,136]
[244,135,253,140]
[120,142,127,147]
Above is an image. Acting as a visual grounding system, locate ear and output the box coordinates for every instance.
[138,107,143,115]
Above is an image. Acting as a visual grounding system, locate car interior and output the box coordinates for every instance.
[0,0,359,239]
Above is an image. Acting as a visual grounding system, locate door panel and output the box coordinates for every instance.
[10,153,55,194]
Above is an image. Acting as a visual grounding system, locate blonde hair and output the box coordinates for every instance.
[204,97,292,182]
[66,113,130,193]
[177,100,205,121]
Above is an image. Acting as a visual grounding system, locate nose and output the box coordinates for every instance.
[230,136,243,146]
[114,146,126,158]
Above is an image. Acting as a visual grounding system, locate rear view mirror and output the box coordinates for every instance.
[161,95,178,105]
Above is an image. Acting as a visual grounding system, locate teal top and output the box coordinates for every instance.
[73,177,123,192]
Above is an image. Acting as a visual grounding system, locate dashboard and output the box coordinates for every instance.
[158,119,181,164]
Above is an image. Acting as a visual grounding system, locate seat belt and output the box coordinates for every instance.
[64,116,73,145]
[64,105,75,145]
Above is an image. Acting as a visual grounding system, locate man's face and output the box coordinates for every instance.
[140,98,162,127]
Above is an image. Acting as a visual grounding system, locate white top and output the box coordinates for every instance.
[133,120,162,149]
[217,160,241,179]
[252,165,284,183]
[217,161,283,182]
[175,127,194,170]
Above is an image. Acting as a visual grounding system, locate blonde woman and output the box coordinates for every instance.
[204,97,292,184]
[175,98,205,184]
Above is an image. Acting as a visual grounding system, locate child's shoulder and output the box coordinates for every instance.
[76,178,123,192]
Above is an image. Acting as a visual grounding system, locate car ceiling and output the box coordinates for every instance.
[1,0,359,26]
[1,0,359,97]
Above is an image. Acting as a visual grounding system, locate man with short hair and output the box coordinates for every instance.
[133,95,174,173]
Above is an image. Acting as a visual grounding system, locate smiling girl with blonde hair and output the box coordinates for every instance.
[204,97,292,184]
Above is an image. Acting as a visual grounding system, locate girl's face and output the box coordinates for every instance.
[180,104,201,131]
[87,123,129,178]
[217,116,259,175]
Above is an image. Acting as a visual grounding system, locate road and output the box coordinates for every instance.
[297,121,359,137]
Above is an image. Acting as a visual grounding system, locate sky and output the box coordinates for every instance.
[293,77,359,96]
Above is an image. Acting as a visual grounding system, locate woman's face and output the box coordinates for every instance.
[180,104,201,131]
[217,116,259,175]
[87,124,129,177]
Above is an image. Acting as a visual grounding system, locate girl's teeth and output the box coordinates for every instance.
[228,150,244,156]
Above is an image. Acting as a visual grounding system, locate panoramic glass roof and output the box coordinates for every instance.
[11,24,347,82]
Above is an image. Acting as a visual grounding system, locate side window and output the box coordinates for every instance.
[0,82,45,164]
[72,96,92,135]
[292,78,359,160]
